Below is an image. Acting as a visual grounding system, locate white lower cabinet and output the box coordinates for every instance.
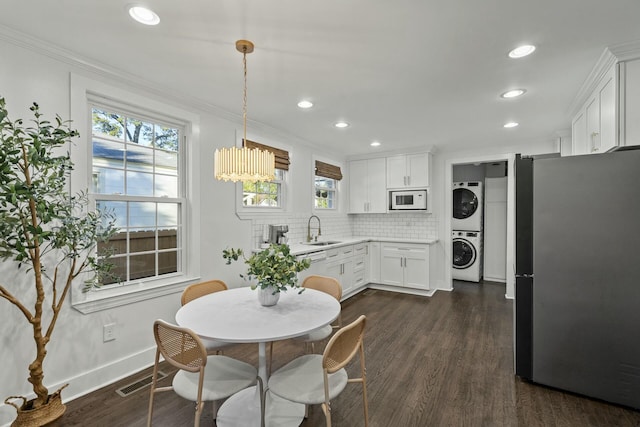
[323,244,367,297]
[380,243,429,290]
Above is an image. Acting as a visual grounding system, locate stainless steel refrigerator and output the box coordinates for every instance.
[514,148,640,409]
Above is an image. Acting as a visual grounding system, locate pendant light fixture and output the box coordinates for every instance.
[214,40,275,183]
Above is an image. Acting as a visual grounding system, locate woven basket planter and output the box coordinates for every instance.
[5,384,68,427]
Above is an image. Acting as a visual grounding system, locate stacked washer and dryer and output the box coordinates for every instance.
[452,182,483,282]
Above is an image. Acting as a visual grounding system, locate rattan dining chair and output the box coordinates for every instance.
[181,280,233,355]
[295,275,343,349]
[268,315,369,427]
[269,275,342,374]
[147,320,262,427]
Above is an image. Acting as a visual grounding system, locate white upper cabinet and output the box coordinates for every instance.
[348,158,386,213]
[571,64,617,155]
[620,58,640,148]
[386,152,431,188]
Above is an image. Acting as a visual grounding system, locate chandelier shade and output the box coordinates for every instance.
[214,39,275,183]
[214,146,275,182]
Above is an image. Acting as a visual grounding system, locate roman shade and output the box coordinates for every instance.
[244,139,290,171]
[315,160,343,180]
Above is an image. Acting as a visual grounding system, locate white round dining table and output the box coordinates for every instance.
[175,286,341,427]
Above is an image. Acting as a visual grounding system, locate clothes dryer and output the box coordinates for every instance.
[452,230,482,282]
[452,181,483,231]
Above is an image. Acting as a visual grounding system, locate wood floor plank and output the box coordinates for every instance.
[47,282,640,427]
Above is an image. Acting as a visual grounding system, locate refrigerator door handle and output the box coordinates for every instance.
[515,274,534,279]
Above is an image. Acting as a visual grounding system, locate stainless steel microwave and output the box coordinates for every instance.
[389,189,427,210]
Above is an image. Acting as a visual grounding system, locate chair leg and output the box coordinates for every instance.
[147,351,160,427]
[212,399,219,420]
[360,346,369,427]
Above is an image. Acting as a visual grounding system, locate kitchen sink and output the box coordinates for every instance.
[304,240,342,246]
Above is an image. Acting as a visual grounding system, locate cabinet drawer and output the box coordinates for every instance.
[354,243,367,255]
[353,255,366,272]
[353,270,366,289]
[381,243,427,258]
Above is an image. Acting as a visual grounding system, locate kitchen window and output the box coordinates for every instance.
[241,139,290,209]
[90,104,185,286]
[314,160,343,210]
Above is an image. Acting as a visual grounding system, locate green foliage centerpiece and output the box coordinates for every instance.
[0,98,117,426]
[223,243,310,306]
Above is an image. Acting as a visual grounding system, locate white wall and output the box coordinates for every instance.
[0,36,346,425]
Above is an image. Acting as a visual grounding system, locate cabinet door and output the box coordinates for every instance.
[622,59,640,147]
[599,71,617,153]
[407,153,429,187]
[368,158,387,213]
[403,246,429,289]
[325,259,344,285]
[368,242,381,283]
[572,111,587,155]
[380,249,404,286]
[349,159,369,213]
[585,95,600,153]
[386,155,407,188]
[341,258,354,294]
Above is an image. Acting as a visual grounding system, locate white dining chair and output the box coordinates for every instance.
[147,320,262,427]
[268,315,369,427]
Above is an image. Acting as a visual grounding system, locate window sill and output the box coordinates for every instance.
[72,275,198,314]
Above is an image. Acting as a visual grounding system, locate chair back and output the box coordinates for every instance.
[302,275,342,301]
[153,320,207,373]
[181,279,228,305]
[322,315,366,374]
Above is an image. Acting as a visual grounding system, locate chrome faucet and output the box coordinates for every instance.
[307,215,321,242]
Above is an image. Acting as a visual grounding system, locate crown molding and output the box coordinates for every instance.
[0,24,318,151]
[567,48,617,117]
[609,39,640,61]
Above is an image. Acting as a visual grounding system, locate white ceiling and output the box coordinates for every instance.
[2,0,640,156]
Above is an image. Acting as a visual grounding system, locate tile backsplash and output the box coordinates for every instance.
[350,212,438,240]
[251,212,438,247]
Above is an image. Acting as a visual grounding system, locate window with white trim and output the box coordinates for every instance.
[314,160,342,210]
[90,104,185,286]
[243,169,285,207]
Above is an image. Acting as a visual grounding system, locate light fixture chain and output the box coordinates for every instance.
[243,49,248,145]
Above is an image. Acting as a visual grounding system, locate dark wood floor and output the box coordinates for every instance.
[49,281,640,426]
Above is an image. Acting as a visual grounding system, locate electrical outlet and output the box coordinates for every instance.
[103,323,116,342]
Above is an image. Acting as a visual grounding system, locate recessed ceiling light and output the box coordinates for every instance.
[370,141,381,147]
[504,122,519,128]
[128,5,160,25]
[508,45,536,58]
[501,89,526,99]
[297,100,313,109]
[334,121,350,128]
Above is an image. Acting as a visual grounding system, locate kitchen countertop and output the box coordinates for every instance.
[281,236,439,257]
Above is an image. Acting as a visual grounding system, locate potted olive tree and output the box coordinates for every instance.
[0,97,117,426]
[223,243,310,306]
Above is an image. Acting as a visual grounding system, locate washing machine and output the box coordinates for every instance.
[452,230,482,282]
[452,181,483,231]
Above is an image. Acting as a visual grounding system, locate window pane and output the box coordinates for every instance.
[315,177,335,189]
[92,109,124,140]
[129,202,156,228]
[126,171,154,196]
[126,144,154,172]
[156,149,178,175]
[155,125,179,152]
[101,255,126,285]
[256,194,278,206]
[129,229,156,253]
[155,174,178,198]
[93,139,125,166]
[129,253,156,280]
[158,250,178,275]
[158,228,178,250]
[97,201,127,229]
[158,203,179,227]
[126,117,153,146]
[93,167,124,194]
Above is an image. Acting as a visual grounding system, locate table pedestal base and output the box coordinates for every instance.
[217,385,305,427]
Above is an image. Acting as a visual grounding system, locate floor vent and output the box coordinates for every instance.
[116,371,167,397]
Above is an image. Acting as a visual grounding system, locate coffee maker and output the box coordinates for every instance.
[268,225,289,244]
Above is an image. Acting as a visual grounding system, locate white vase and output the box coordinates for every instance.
[258,285,280,306]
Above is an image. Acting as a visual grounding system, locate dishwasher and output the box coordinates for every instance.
[296,250,328,280]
